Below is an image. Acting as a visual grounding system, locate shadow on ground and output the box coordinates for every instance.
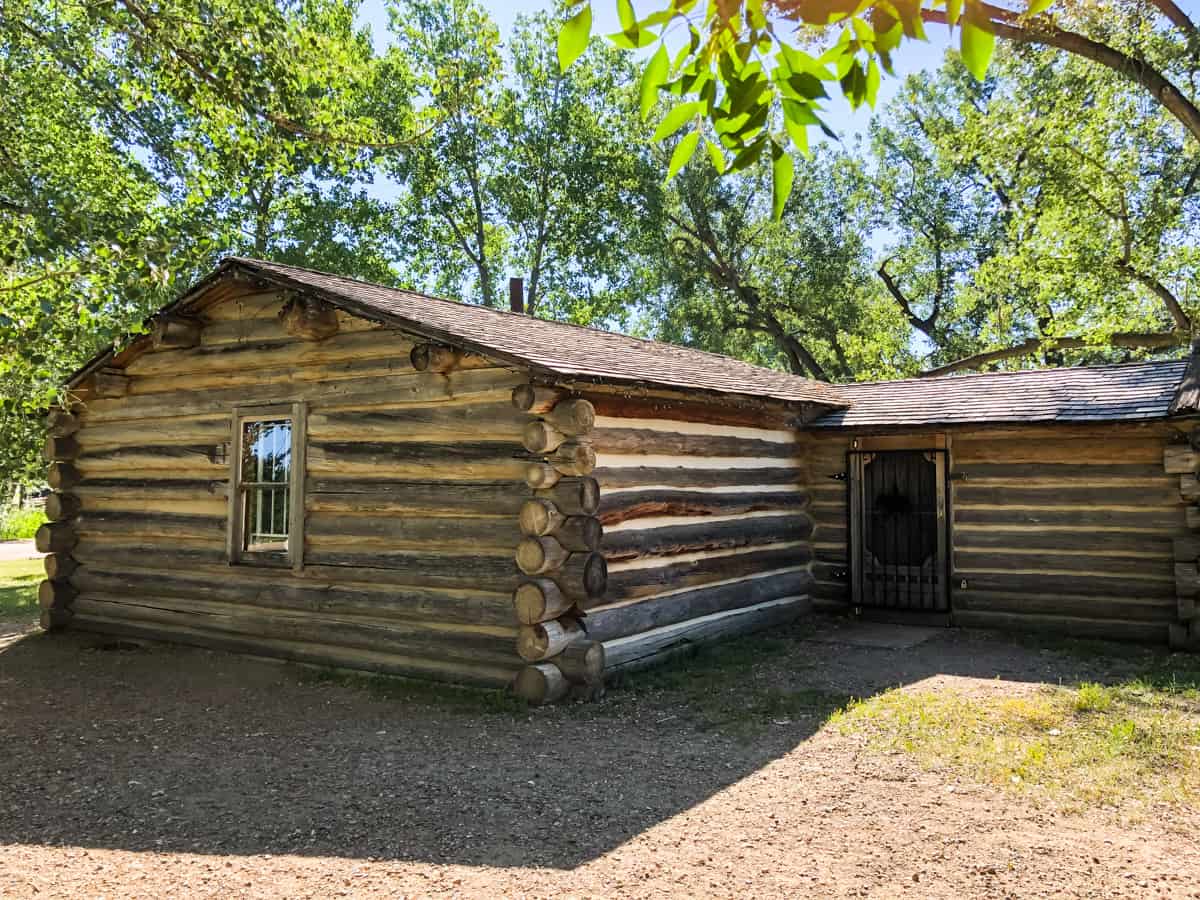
[0,616,1186,869]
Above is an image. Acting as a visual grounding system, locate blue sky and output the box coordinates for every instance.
[356,0,957,142]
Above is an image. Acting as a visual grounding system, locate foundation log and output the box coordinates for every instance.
[553,640,605,685]
[511,384,564,414]
[512,663,570,704]
[40,607,74,631]
[38,579,78,609]
[513,578,573,625]
[44,493,81,522]
[516,618,583,662]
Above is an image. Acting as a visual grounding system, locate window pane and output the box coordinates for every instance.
[241,418,291,553]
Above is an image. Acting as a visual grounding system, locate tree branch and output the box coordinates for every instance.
[919,331,1188,378]
[877,258,937,336]
[1114,260,1193,331]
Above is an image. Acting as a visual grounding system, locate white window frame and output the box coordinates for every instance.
[227,401,307,571]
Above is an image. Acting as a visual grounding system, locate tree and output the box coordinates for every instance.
[650,148,912,381]
[867,46,1198,373]
[561,1,1200,211]
[389,0,659,319]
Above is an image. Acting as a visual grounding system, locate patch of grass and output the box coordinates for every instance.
[832,678,1200,809]
[293,665,527,715]
[608,621,851,738]
[0,506,45,541]
[0,557,43,623]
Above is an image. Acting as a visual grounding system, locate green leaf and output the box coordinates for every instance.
[705,138,726,174]
[783,113,810,159]
[617,0,636,31]
[666,130,700,181]
[640,44,669,120]
[1026,0,1054,12]
[607,28,657,49]
[771,146,794,220]
[557,5,592,72]
[945,0,964,24]
[961,18,996,80]
[651,100,704,142]
[864,58,881,107]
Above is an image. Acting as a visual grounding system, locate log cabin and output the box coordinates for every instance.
[38,258,1200,703]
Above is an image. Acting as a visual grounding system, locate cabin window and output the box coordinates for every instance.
[228,403,306,569]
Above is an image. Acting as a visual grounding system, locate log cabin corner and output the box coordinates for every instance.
[37,258,1200,704]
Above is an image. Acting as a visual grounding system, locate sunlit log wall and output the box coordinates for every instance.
[40,283,538,687]
[797,422,1194,645]
[507,387,816,702]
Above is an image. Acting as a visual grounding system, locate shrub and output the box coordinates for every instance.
[0,505,47,540]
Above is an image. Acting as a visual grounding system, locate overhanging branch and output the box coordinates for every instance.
[919,330,1189,378]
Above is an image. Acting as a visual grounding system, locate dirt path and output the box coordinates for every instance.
[0,540,40,562]
[0,622,1196,898]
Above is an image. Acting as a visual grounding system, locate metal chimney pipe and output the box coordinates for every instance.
[509,277,525,314]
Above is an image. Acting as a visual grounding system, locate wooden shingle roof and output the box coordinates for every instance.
[811,360,1190,428]
[215,258,847,409]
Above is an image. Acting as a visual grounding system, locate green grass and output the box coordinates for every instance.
[0,557,43,623]
[831,675,1200,810]
[0,506,45,541]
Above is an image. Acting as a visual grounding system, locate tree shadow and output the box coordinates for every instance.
[0,617,1191,870]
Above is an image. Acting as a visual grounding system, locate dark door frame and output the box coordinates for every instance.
[847,447,951,626]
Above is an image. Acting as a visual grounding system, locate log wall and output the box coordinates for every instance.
[796,422,1192,644]
[506,389,815,702]
[42,286,535,686]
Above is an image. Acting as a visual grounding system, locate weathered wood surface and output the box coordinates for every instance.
[513,578,574,625]
[512,662,569,704]
[602,514,813,562]
[516,618,582,662]
[606,544,812,603]
[585,569,814,643]
[592,465,801,490]
[598,488,809,526]
[601,595,810,677]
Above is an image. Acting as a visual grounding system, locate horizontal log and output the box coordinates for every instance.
[306,515,520,551]
[583,391,796,429]
[512,663,570,704]
[954,550,1172,577]
[513,578,573,625]
[308,402,528,443]
[76,511,225,540]
[549,441,596,476]
[952,462,1170,483]
[516,618,582,662]
[47,462,81,491]
[601,595,810,677]
[954,506,1184,531]
[522,420,568,454]
[952,590,1176,623]
[38,579,77,609]
[1183,474,1199,501]
[511,384,564,415]
[555,552,608,602]
[91,369,130,398]
[954,484,1180,507]
[592,427,797,459]
[43,553,78,580]
[151,317,202,349]
[956,528,1172,556]
[952,609,1167,645]
[554,517,601,552]
[307,479,528,517]
[70,478,229,506]
[1164,445,1199,475]
[602,514,814,562]
[592,466,800,490]
[516,535,570,575]
[952,436,1166,466]
[585,569,815,643]
[35,522,77,554]
[519,499,565,536]
[303,551,521,591]
[534,478,599,516]
[598,489,809,526]
[76,444,225,476]
[952,571,1174,599]
[1175,562,1198,620]
[606,545,813,604]
[71,595,515,665]
[47,409,80,437]
[69,614,517,686]
[44,493,81,522]
[554,640,606,685]
[43,435,80,462]
[545,399,595,436]
[525,463,561,489]
[1189,506,1200,531]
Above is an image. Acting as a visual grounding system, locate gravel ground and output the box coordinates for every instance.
[0,619,1197,899]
